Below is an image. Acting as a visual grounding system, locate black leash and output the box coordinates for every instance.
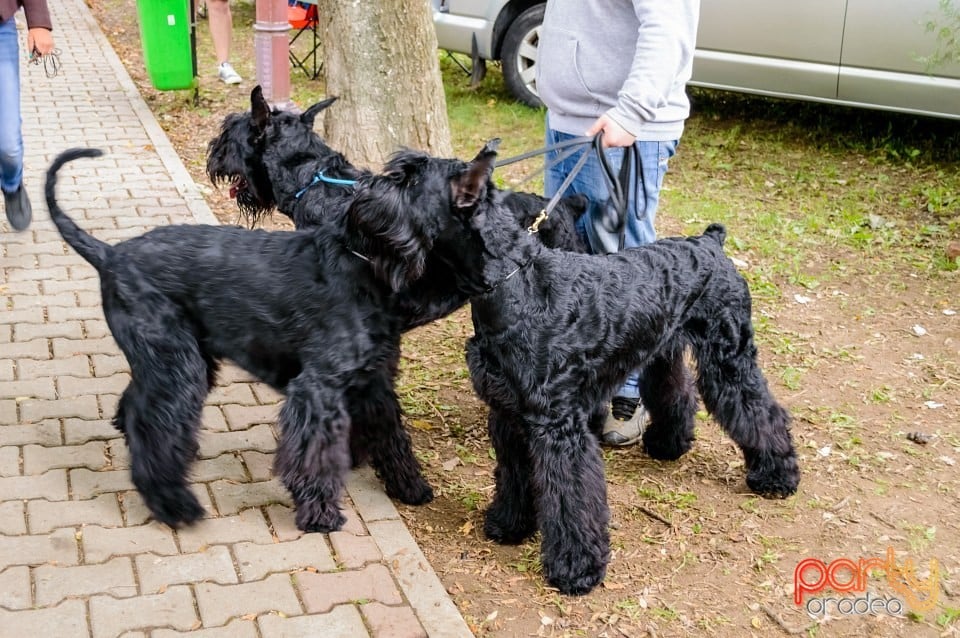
[493,134,596,233]
[594,137,637,251]
[29,48,62,79]
[494,134,595,168]
[494,133,634,249]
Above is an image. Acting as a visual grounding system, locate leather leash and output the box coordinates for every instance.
[494,133,633,248]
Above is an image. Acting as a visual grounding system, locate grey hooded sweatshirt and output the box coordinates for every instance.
[536,0,701,142]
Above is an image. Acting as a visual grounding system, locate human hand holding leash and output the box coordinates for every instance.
[27,27,61,78]
[27,27,54,56]
[586,114,636,148]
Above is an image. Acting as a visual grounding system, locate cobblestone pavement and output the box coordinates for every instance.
[0,1,473,636]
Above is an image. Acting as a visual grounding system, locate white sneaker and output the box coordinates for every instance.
[601,396,649,447]
[218,62,242,85]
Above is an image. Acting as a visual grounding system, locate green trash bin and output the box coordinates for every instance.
[136,0,196,90]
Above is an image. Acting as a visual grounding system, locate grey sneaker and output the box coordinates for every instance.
[601,396,649,447]
[3,185,32,232]
[218,62,242,85]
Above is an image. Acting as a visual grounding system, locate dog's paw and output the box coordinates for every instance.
[542,548,608,596]
[147,490,206,528]
[483,504,536,545]
[745,450,801,498]
[295,501,346,533]
[387,479,434,506]
[641,426,694,461]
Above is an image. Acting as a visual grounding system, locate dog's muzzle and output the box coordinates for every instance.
[229,177,247,199]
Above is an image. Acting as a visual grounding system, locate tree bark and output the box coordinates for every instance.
[317,0,452,170]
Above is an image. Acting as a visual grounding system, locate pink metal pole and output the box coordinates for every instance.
[254,0,293,109]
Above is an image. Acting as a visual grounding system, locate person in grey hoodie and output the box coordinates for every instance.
[536,0,701,446]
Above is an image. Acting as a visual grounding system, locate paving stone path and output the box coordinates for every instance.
[0,1,473,636]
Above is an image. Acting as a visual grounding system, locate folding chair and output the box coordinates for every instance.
[288,0,321,79]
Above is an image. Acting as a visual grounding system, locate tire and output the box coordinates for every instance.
[500,4,545,108]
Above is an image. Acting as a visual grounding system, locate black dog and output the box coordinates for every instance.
[350,141,801,595]
[44,147,441,533]
[206,87,357,231]
[205,86,589,328]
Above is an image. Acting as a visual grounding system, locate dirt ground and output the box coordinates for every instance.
[86,2,958,636]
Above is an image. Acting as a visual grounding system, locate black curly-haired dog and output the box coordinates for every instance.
[205,86,589,328]
[44,146,442,533]
[350,141,801,595]
[206,87,354,230]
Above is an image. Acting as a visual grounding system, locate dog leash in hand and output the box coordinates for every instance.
[494,134,594,191]
[494,134,594,170]
[593,135,636,251]
[29,48,63,79]
[495,133,636,246]
[527,138,597,234]
[493,134,597,234]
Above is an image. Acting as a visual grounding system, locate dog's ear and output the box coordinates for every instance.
[453,139,500,209]
[347,179,428,293]
[251,85,271,131]
[381,150,429,184]
[301,96,338,128]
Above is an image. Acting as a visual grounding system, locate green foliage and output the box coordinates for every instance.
[920,0,960,71]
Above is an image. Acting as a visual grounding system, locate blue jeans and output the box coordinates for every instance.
[0,16,24,194]
[544,117,677,400]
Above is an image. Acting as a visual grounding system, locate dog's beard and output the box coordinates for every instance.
[235,194,273,227]
[210,173,275,227]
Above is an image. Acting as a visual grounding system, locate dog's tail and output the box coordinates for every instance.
[45,148,111,270]
[704,223,727,245]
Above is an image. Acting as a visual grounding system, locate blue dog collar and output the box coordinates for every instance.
[295,170,357,199]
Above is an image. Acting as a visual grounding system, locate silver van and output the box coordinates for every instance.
[432,0,960,119]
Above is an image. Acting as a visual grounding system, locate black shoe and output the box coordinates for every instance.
[3,185,32,232]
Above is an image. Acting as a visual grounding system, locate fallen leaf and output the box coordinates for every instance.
[442,457,461,471]
[409,419,433,431]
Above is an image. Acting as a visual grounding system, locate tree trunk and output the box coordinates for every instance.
[317,0,452,170]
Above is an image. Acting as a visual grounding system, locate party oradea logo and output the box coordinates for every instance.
[794,547,938,617]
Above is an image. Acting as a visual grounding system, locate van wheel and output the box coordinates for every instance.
[501,4,544,108]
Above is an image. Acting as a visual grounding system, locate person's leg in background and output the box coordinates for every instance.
[544,122,614,249]
[545,117,678,445]
[0,16,31,231]
[600,139,677,445]
[206,0,241,84]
